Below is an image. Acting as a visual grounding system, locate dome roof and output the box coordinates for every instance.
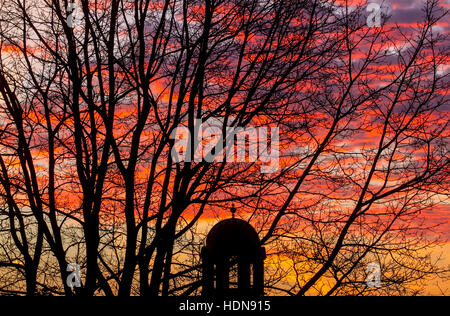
[205,219,261,258]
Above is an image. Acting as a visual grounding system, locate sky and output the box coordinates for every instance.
[0,0,448,296]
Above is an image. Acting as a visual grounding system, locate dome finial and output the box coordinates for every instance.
[230,205,236,218]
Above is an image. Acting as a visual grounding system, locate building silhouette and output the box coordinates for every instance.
[202,208,266,297]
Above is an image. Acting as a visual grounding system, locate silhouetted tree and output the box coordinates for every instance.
[0,0,448,296]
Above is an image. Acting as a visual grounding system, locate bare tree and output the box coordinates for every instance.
[0,0,448,296]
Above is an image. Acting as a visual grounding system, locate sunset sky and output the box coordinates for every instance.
[0,0,448,297]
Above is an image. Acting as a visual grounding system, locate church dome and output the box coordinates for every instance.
[205,218,261,258]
